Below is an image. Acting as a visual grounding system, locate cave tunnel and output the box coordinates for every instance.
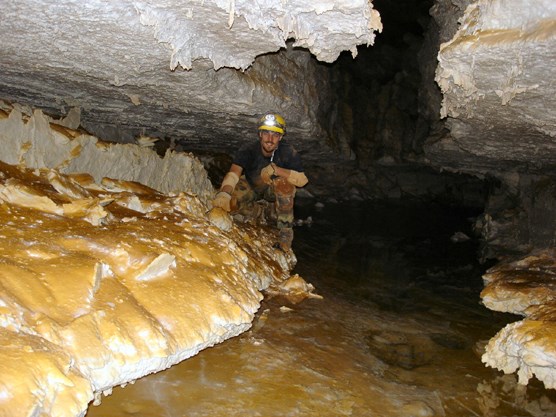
[1,1,556,416]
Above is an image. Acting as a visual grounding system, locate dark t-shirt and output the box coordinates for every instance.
[233,139,304,191]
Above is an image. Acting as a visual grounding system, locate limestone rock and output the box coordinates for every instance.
[0,104,215,206]
[265,274,322,304]
[431,0,556,174]
[483,319,556,390]
[208,207,234,232]
[0,122,296,416]
[0,1,382,163]
[0,330,92,417]
[481,249,556,389]
[133,0,381,70]
[481,249,556,315]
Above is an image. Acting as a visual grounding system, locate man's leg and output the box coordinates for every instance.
[272,177,296,251]
[231,176,260,219]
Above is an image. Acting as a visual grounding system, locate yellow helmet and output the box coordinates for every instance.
[258,113,286,135]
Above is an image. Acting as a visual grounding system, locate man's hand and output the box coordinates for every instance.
[212,191,232,212]
[260,163,276,185]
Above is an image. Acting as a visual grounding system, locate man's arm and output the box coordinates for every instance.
[220,164,243,194]
[271,164,308,187]
[212,164,243,211]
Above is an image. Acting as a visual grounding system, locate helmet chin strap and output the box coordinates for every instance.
[270,149,276,163]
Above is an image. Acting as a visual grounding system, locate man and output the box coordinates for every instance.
[211,113,308,251]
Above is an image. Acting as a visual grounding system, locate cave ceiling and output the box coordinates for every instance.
[0,0,382,165]
[1,0,555,179]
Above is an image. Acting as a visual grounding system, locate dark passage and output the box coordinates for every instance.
[293,200,499,326]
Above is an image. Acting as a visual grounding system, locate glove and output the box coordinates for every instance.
[212,191,232,212]
[260,163,276,185]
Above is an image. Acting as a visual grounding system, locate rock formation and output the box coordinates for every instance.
[434,0,556,172]
[423,0,556,390]
[425,0,556,257]
[0,0,382,164]
[0,106,297,416]
[481,249,556,390]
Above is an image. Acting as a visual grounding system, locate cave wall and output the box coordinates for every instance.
[474,174,556,261]
[421,0,556,258]
[428,0,556,175]
[310,0,488,205]
[0,102,215,204]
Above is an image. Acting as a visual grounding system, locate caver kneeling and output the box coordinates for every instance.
[211,113,308,251]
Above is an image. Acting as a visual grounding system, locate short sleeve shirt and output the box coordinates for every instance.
[233,139,304,190]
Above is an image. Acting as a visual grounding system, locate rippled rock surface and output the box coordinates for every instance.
[482,249,556,389]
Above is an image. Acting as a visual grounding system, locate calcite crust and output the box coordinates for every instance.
[0,107,295,416]
[481,249,556,389]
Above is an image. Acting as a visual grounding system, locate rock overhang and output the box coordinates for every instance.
[431,0,556,175]
[0,0,382,164]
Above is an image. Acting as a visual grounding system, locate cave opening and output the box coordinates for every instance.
[330,0,435,165]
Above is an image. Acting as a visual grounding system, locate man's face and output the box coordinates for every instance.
[259,130,282,156]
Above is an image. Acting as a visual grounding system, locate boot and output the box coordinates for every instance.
[277,227,294,252]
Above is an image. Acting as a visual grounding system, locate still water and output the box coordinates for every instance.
[88,200,556,417]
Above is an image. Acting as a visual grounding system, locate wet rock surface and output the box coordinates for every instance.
[87,201,556,416]
[367,330,437,370]
[0,113,298,417]
[482,249,556,390]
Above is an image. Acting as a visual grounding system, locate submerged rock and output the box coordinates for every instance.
[367,330,437,370]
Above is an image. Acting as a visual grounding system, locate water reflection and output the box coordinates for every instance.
[88,201,556,417]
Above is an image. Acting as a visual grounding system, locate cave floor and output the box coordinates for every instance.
[88,200,556,417]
